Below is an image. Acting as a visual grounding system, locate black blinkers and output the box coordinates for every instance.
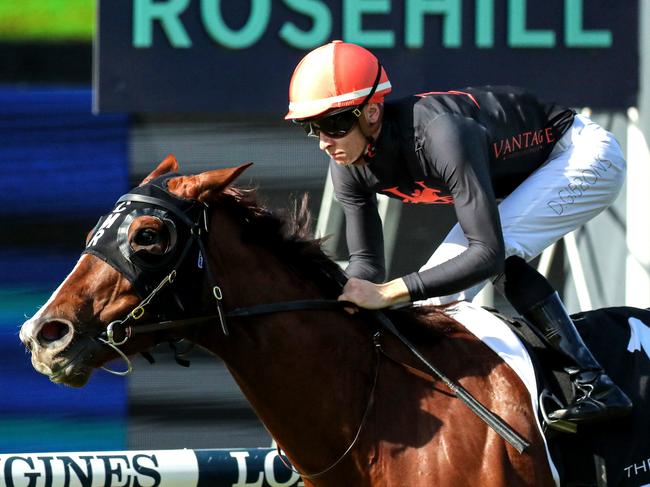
[82,174,203,297]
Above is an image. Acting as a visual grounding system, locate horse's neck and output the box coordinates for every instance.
[204,208,331,310]
[199,209,373,476]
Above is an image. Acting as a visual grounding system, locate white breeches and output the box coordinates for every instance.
[417,114,627,306]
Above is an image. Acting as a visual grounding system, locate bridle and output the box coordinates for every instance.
[98,192,228,343]
[80,181,383,479]
[84,178,355,376]
[82,176,530,473]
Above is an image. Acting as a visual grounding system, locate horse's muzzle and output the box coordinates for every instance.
[21,317,73,352]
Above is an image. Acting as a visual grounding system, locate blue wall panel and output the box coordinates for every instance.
[0,88,129,453]
[0,87,128,217]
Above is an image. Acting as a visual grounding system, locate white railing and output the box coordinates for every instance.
[0,448,302,487]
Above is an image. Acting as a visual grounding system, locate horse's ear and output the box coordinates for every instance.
[197,162,254,201]
[167,162,253,201]
[140,154,180,186]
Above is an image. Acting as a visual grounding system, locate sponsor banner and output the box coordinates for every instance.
[96,0,639,114]
[196,449,301,487]
[0,448,302,487]
[0,449,198,487]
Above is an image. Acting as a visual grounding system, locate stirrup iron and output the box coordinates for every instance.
[539,389,577,434]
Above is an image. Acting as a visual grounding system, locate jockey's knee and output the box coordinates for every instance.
[496,256,555,314]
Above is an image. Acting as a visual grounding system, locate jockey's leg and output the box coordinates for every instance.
[500,255,632,423]
[417,114,626,306]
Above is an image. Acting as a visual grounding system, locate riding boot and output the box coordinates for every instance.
[522,292,633,423]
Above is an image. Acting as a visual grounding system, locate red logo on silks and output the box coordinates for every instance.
[381,182,454,204]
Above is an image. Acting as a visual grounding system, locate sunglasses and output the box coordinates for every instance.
[295,108,362,138]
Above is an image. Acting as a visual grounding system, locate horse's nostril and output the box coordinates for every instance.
[37,321,71,346]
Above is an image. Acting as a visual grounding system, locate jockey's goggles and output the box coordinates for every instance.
[294,108,362,138]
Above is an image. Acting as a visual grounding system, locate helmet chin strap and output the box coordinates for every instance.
[355,137,376,164]
[351,113,379,164]
[349,133,376,165]
[363,136,377,161]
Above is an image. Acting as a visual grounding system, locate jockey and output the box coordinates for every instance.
[285,40,632,425]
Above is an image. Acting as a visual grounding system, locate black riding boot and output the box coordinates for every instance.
[523,292,633,423]
[500,256,632,424]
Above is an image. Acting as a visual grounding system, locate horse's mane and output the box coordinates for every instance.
[217,186,461,338]
[218,186,345,297]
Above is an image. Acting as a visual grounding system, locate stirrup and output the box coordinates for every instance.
[539,389,578,434]
[547,373,633,424]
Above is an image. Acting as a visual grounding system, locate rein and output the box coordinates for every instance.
[94,187,355,352]
[276,332,383,480]
[92,186,529,477]
[101,296,356,353]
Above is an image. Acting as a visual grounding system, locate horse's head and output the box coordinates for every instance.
[19,155,252,387]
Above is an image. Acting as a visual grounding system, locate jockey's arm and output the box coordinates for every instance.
[402,114,505,301]
[339,276,410,309]
[330,160,386,283]
[332,115,504,309]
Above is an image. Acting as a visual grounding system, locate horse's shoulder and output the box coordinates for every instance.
[384,306,502,367]
[387,306,466,341]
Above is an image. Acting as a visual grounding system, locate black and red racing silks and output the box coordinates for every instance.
[330,86,574,300]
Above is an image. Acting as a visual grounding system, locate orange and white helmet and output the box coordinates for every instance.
[285,41,392,121]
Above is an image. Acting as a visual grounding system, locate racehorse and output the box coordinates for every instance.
[18,155,584,486]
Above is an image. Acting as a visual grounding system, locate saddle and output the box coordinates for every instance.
[489,306,650,487]
[485,307,577,432]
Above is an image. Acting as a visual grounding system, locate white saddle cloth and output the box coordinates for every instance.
[443,301,560,486]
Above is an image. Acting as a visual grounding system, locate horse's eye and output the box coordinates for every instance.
[134,228,158,246]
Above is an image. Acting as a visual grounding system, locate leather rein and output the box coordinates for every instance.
[91,187,529,477]
[94,191,355,374]
[88,190,385,479]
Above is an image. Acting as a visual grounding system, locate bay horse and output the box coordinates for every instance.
[19,155,557,486]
